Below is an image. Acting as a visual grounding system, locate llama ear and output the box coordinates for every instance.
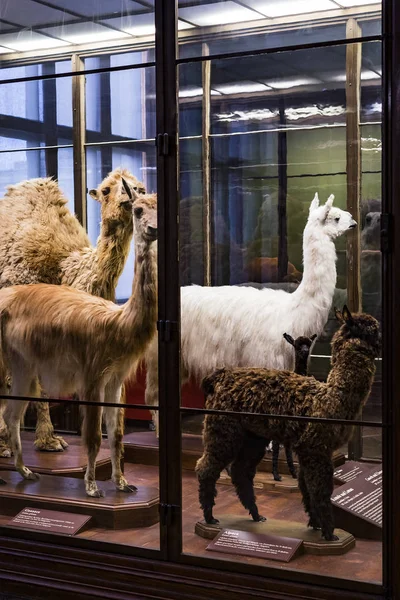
[342,305,353,323]
[310,334,317,341]
[309,193,319,213]
[320,194,335,222]
[325,194,335,208]
[88,189,99,201]
[334,307,344,322]
[283,333,294,346]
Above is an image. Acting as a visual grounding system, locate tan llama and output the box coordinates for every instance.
[0,168,145,456]
[0,189,157,497]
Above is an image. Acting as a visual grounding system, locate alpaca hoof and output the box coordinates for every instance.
[323,533,339,541]
[87,488,105,498]
[253,515,267,522]
[120,484,138,493]
[21,469,40,481]
[290,472,298,479]
[205,517,219,525]
[273,474,282,482]
[35,435,68,452]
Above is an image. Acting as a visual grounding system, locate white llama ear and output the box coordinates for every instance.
[321,194,335,221]
[309,193,319,213]
[325,194,335,209]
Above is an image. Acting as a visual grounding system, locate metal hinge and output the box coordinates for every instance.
[381,213,392,254]
[156,133,170,156]
[157,319,178,342]
[159,503,180,526]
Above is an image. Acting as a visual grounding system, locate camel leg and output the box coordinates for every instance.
[5,366,40,481]
[104,380,136,493]
[34,397,69,452]
[82,389,104,498]
[0,362,11,458]
[195,416,243,524]
[299,453,337,541]
[230,433,267,522]
[271,440,281,481]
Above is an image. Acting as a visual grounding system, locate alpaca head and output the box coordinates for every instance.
[332,305,381,358]
[132,192,157,244]
[283,333,317,362]
[88,168,146,236]
[307,193,357,239]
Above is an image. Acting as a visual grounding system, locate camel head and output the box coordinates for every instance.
[307,193,357,239]
[88,167,146,235]
[132,192,157,244]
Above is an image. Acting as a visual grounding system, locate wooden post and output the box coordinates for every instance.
[346,19,363,460]
[72,54,87,229]
[202,43,212,286]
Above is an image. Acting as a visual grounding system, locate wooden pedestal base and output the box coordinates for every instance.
[0,432,113,480]
[0,471,159,530]
[195,515,355,556]
[332,504,382,541]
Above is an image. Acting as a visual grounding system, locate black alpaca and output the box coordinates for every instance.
[271,333,316,482]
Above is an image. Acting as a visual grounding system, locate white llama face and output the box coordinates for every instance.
[308,193,357,239]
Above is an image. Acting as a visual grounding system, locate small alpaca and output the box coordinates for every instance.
[0,188,157,498]
[0,168,145,455]
[195,307,380,541]
[146,193,357,434]
[270,333,317,482]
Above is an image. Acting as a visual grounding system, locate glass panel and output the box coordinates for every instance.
[177,37,382,587]
[178,0,381,58]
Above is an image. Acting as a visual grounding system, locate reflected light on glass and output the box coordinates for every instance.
[245,0,338,18]
[178,2,263,26]
[214,82,272,94]
[40,22,130,45]
[215,108,279,122]
[285,105,346,121]
[0,31,71,52]
[179,87,221,97]
[265,76,321,89]
[335,0,378,6]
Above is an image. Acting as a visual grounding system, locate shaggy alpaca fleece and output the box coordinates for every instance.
[196,308,381,541]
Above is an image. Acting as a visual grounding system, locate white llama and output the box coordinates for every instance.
[145,193,357,433]
[0,190,157,498]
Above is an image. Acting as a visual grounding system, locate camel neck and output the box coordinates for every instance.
[93,224,133,300]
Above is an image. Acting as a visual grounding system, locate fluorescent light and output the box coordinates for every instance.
[264,76,321,89]
[322,70,381,82]
[179,87,221,97]
[361,69,381,80]
[0,31,71,52]
[214,81,271,94]
[216,108,279,122]
[178,20,195,31]
[335,0,378,6]
[39,22,130,45]
[104,14,155,37]
[244,0,338,18]
[178,2,262,27]
[0,46,14,55]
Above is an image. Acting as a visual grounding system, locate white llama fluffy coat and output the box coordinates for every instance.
[145,193,357,423]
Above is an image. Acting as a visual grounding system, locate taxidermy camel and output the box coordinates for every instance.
[0,188,157,498]
[0,168,145,456]
[196,307,380,541]
[146,193,357,434]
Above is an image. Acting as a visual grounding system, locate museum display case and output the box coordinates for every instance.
[0,1,399,599]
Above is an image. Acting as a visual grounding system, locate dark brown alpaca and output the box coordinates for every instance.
[195,307,380,541]
[271,333,317,482]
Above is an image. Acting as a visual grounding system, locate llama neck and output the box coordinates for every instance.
[292,225,337,330]
[93,222,133,301]
[117,238,157,355]
[294,356,309,376]
[327,346,376,420]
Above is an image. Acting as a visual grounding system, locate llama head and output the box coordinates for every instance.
[283,333,317,361]
[88,167,146,236]
[333,305,381,358]
[133,192,157,243]
[308,193,357,239]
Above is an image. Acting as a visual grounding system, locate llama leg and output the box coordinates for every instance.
[301,454,337,541]
[297,462,320,530]
[195,416,241,524]
[230,433,267,522]
[284,443,297,479]
[82,390,104,498]
[272,440,281,481]
[5,370,40,481]
[34,397,69,452]
[104,381,136,493]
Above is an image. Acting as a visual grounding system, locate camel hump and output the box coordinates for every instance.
[4,177,68,209]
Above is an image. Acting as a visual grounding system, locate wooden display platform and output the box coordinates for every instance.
[0,432,113,480]
[195,515,355,556]
[0,471,159,530]
[124,431,345,477]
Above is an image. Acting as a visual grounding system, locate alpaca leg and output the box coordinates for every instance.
[297,463,320,530]
[145,342,159,436]
[82,391,104,498]
[34,398,69,452]
[104,381,136,493]
[5,370,40,481]
[300,454,337,541]
[230,434,267,522]
[272,440,281,481]
[195,416,241,524]
[284,443,297,479]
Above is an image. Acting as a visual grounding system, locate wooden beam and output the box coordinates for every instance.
[202,43,212,286]
[71,54,87,229]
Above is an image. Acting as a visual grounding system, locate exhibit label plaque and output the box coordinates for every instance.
[333,461,372,485]
[331,465,382,528]
[8,508,91,536]
[206,528,303,562]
